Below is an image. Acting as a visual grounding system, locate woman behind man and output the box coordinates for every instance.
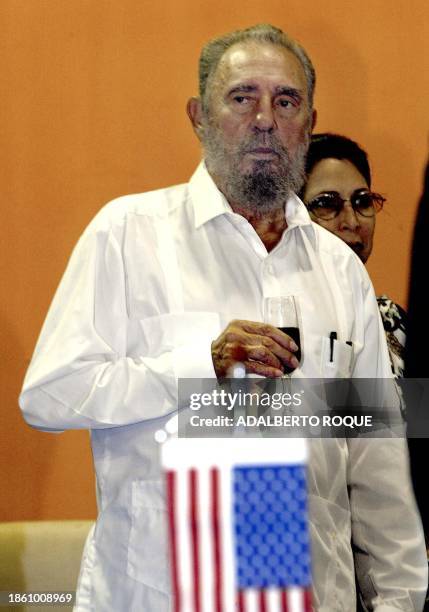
[302,136,429,609]
[301,133,406,378]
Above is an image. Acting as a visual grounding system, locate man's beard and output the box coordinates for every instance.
[201,118,309,215]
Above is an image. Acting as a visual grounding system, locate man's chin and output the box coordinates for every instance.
[241,156,281,174]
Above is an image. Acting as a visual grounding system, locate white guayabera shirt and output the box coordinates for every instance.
[20,163,427,611]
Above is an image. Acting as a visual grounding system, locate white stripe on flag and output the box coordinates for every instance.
[243,588,259,612]
[199,465,214,612]
[176,467,193,611]
[287,587,304,612]
[266,587,279,612]
[219,466,236,612]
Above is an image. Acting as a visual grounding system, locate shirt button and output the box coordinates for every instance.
[267,264,274,275]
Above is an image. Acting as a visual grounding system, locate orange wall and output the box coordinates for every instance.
[1,0,428,520]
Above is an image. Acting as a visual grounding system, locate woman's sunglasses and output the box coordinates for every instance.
[305,189,385,220]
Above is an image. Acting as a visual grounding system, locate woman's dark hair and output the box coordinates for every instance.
[304,133,372,188]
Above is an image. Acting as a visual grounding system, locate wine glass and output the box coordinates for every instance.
[263,296,302,376]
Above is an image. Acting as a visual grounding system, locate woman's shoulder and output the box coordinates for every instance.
[377,295,407,379]
[376,295,407,333]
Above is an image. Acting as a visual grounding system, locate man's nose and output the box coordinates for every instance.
[338,203,360,231]
[253,98,276,132]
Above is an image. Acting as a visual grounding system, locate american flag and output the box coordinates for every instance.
[162,438,312,612]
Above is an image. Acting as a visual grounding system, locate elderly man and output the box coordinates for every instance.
[20,24,426,611]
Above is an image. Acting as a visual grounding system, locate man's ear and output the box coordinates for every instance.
[187,97,204,141]
[311,108,317,131]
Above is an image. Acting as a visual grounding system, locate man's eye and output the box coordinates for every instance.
[233,96,249,104]
[277,98,298,110]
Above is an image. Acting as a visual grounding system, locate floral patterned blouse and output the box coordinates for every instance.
[377,295,407,379]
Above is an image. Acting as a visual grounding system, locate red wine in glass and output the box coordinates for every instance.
[263,296,301,376]
[278,326,301,374]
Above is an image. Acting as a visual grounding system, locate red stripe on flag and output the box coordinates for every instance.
[259,589,267,612]
[166,470,181,612]
[304,588,312,611]
[237,590,245,612]
[281,589,289,612]
[189,469,201,612]
[211,468,223,612]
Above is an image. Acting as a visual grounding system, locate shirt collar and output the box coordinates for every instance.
[284,192,318,250]
[189,161,318,249]
[189,162,233,229]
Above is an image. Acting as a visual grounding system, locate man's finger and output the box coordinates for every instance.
[243,360,284,378]
[239,320,299,352]
[246,345,284,371]
[244,333,299,369]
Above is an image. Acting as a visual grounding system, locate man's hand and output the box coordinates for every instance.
[211,319,300,379]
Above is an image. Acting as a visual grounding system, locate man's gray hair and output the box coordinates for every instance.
[199,23,316,111]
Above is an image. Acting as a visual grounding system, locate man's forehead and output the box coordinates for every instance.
[212,41,307,92]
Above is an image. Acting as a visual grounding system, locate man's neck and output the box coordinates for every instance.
[229,201,288,252]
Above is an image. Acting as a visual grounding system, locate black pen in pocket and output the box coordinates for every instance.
[329,331,337,362]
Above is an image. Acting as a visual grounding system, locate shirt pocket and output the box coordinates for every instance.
[320,336,354,378]
[140,311,221,354]
[127,479,170,593]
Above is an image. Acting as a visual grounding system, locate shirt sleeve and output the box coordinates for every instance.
[19,213,217,431]
[348,270,427,609]
[349,436,427,611]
